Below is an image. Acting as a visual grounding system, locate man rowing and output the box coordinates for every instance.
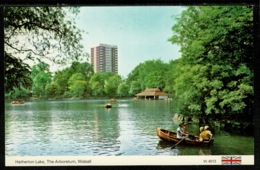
[176,122,189,139]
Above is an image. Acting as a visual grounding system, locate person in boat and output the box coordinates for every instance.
[105,103,112,108]
[197,126,204,141]
[177,123,189,139]
[199,125,213,141]
[199,126,204,133]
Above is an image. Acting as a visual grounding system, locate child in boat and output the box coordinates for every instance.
[199,125,213,141]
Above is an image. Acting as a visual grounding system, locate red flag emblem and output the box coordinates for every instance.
[222,156,241,165]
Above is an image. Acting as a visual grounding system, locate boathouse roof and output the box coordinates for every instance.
[136,88,168,97]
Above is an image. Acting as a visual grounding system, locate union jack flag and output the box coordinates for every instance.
[221,156,241,165]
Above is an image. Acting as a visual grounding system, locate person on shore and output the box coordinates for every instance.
[199,125,213,141]
[176,123,189,139]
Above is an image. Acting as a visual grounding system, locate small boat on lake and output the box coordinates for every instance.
[11,101,25,104]
[156,127,213,147]
[105,103,112,108]
[109,98,117,102]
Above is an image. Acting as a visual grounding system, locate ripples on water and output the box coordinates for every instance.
[5,100,254,156]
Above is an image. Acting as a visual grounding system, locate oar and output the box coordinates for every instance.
[171,138,185,149]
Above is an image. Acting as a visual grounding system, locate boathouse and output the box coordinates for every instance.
[136,88,168,100]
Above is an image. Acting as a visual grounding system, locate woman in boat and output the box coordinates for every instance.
[176,123,189,139]
[199,125,213,141]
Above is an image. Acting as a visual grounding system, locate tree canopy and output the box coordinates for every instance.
[168,6,254,121]
[4,7,86,92]
[126,59,169,92]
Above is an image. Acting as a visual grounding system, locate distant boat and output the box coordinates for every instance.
[109,98,117,102]
[11,101,25,104]
[105,103,112,108]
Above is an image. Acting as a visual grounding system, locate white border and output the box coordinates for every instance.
[6,155,254,166]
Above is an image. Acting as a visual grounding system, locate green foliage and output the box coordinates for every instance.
[126,59,169,93]
[32,72,51,98]
[50,62,93,98]
[31,62,52,98]
[45,83,58,98]
[4,7,85,64]
[167,6,253,121]
[68,73,87,98]
[89,72,113,97]
[169,6,253,70]
[31,62,51,78]
[6,85,31,99]
[53,69,71,96]
[128,81,142,96]
[70,62,94,80]
[117,82,130,97]
[5,52,32,93]
[104,75,123,98]
[4,7,85,92]
[164,59,180,94]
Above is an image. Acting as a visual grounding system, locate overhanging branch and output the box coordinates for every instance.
[5,41,43,56]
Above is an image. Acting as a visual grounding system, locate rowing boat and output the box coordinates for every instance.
[11,101,25,104]
[156,127,213,146]
[105,103,112,108]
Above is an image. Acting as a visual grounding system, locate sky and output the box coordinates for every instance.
[75,6,186,78]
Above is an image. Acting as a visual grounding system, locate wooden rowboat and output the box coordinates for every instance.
[11,101,25,104]
[109,98,117,102]
[156,127,213,147]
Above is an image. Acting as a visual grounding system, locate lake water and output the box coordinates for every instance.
[5,100,254,156]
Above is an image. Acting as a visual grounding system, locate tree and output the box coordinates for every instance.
[45,83,58,98]
[68,73,87,98]
[70,62,94,80]
[104,75,122,98]
[89,72,114,97]
[164,59,180,94]
[4,52,32,93]
[52,69,71,96]
[169,6,253,70]
[168,6,254,121]
[4,7,86,92]
[31,62,52,98]
[50,62,93,97]
[126,59,169,92]
[5,85,31,99]
[128,81,141,96]
[32,72,51,98]
[117,82,130,97]
[31,61,51,78]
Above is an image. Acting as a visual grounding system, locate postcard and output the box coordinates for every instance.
[3,3,256,167]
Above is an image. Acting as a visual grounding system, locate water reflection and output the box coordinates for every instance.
[156,140,213,155]
[156,140,173,149]
[156,140,180,155]
[199,148,212,155]
[83,102,121,155]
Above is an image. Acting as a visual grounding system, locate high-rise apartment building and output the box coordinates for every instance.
[90,44,118,74]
